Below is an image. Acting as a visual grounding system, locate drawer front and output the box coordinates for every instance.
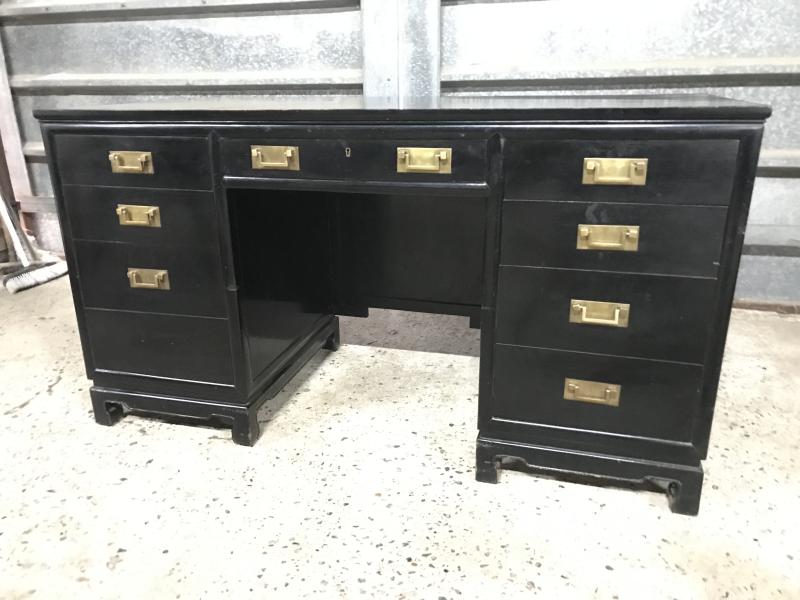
[74,240,227,317]
[495,267,716,364]
[500,200,727,277]
[84,309,234,385]
[63,185,218,246]
[220,138,487,183]
[54,134,211,190]
[505,138,739,205]
[221,138,349,180]
[492,344,702,442]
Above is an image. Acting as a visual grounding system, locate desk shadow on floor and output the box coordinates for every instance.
[340,309,480,357]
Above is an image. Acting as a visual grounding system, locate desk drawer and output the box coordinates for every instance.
[64,185,218,246]
[84,309,234,385]
[501,201,727,277]
[505,138,739,205]
[492,344,702,442]
[54,134,211,190]
[220,138,487,183]
[74,240,227,318]
[495,267,716,364]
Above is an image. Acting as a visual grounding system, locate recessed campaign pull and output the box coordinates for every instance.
[563,378,621,407]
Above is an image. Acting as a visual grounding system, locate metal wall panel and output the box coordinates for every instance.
[442,0,800,302]
[736,256,800,303]
[444,84,800,168]
[2,0,798,302]
[442,0,799,76]
[0,0,364,254]
[747,178,800,248]
[1,11,361,77]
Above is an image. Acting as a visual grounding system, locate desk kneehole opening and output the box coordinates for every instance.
[563,378,621,407]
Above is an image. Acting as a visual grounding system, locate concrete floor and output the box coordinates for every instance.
[1,277,798,600]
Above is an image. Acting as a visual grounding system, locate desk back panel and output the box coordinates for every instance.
[337,192,486,315]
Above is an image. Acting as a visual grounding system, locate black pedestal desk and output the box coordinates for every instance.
[37,95,770,515]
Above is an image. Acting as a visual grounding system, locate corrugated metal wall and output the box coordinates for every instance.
[441,0,800,303]
[1,0,797,302]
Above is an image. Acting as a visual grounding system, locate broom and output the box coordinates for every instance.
[0,188,67,293]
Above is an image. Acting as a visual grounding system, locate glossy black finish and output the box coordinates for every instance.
[34,93,771,122]
[38,94,769,515]
[222,137,487,184]
[229,189,335,385]
[505,138,740,205]
[74,239,228,317]
[495,267,717,363]
[491,344,703,441]
[64,185,218,246]
[54,134,212,190]
[338,192,486,312]
[501,200,728,277]
[84,309,235,385]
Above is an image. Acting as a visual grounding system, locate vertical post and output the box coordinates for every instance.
[0,39,32,202]
[361,0,441,107]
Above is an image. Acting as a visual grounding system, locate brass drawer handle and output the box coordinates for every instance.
[563,378,621,407]
[250,145,300,170]
[108,151,154,174]
[582,157,647,186]
[570,299,630,328]
[397,147,452,174]
[577,224,639,252]
[115,204,161,228]
[127,268,170,290]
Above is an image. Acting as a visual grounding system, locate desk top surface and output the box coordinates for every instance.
[36,94,771,123]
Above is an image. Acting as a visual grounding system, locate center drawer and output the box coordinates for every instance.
[495,266,717,364]
[220,138,487,183]
[74,240,228,318]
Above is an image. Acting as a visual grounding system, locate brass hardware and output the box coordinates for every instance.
[582,158,648,186]
[570,299,630,328]
[576,224,639,252]
[563,378,621,407]
[127,268,170,290]
[250,145,300,170]
[115,204,161,228]
[397,147,452,174]
[108,151,154,174]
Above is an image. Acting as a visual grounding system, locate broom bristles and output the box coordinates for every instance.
[3,262,68,294]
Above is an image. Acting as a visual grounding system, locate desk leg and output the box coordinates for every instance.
[323,316,341,351]
[475,438,500,483]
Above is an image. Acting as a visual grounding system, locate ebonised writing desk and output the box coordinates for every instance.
[37,95,770,514]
